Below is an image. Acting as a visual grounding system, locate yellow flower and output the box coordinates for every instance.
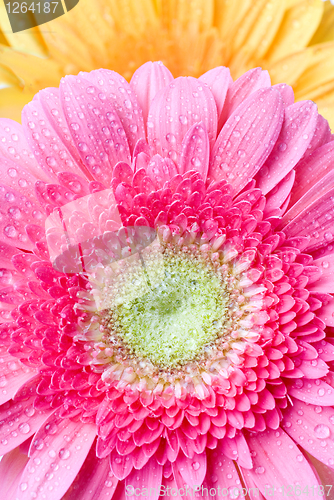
[0,0,334,127]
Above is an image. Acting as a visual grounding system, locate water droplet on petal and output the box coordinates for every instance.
[19,422,30,434]
[59,448,71,460]
[314,424,330,439]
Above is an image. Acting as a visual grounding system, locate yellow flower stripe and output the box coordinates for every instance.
[0,0,333,128]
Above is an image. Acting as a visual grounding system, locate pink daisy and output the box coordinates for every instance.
[0,61,334,500]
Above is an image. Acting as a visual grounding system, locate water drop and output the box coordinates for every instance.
[179,115,188,125]
[8,168,17,177]
[45,422,58,435]
[59,448,71,460]
[46,156,56,167]
[19,422,31,434]
[314,424,330,439]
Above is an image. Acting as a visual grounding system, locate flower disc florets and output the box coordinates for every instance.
[1,62,334,499]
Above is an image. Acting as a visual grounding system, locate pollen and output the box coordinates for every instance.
[108,247,229,369]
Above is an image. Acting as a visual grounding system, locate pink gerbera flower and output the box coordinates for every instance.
[1,61,334,500]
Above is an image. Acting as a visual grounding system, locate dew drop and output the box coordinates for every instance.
[192,462,200,471]
[4,225,18,238]
[78,142,88,152]
[20,483,28,491]
[59,448,71,460]
[19,422,31,434]
[314,424,330,439]
[46,156,57,167]
[45,422,58,435]
[8,168,17,178]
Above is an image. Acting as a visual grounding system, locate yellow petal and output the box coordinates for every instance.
[215,0,252,41]
[266,0,324,63]
[158,0,214,32]
[310,2,334,44]
[293,42,334,100]
[266,48,312,86]
[0,86,35,122]
[0,2,46,56]
[316,90,334,131]
[226,0,286,77]
[109,0,157,33]
[0,47,62,92]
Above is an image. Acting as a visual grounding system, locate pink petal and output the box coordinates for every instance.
[309,253,334,294]
[286,378,334,406]
[22,95,86,181]
[87,69,146,153]
[17,410,96,500]
[125,458,162,500]
[243,428,323,499]
[110,449,134,480]
[283,399,334,469]
[199,66,232,118]
[256,101,318,194]
[38,88,93,180]
[282,184,334,251]
[282,167,334,244]
[0,446,29,497]
[0,353,36,406]
[203,450,241,497]
[208,88,284,193]
[146,154,178,189]
[174,450,207,487]
[220,68,271,124]
[264,170,295,216]
[0,397,51,455]
[290,141,334,208]
[60,75,131,185]
[272,83,294,107]
[302,113,332,160]
[0,182,47,250]
[235,432,253,469]
[147,77,217,161]
[318,298,334,326]
[0,155,45,207]
[63,445,118,500]
[178,122,210,179]
[130,61,174,124]
[0,118,52,182]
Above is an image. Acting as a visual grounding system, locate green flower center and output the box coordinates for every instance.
[109,248,229,369]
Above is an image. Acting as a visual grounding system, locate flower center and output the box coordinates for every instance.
[103,245,229,369]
